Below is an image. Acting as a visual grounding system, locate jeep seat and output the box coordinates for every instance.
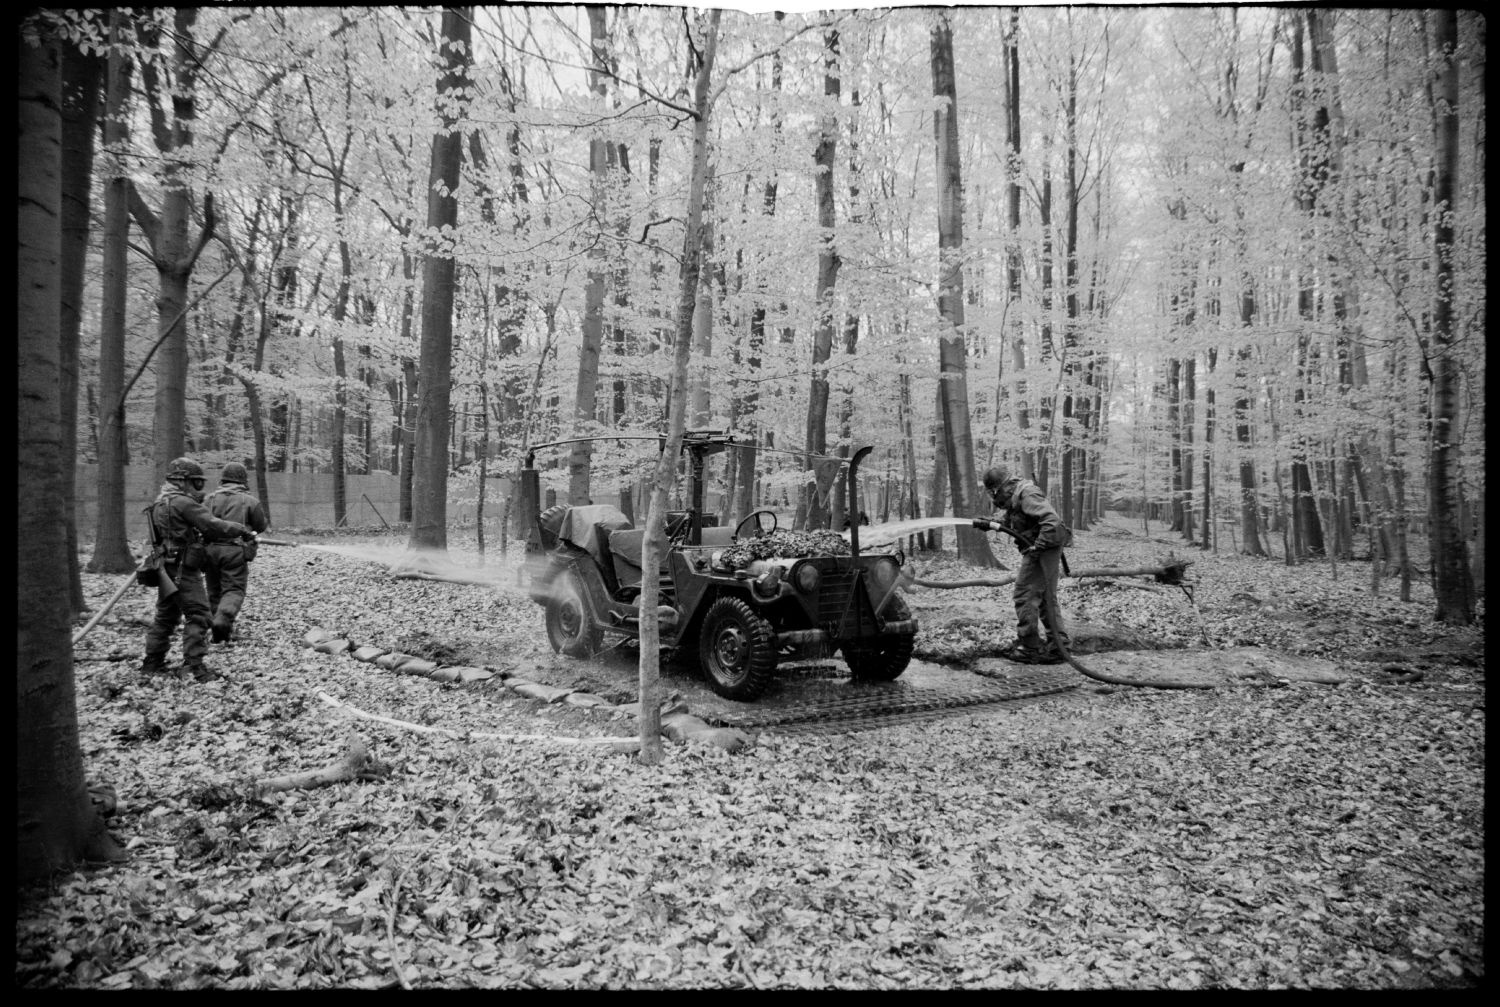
[608,528,647,590]
[555,504,631,564]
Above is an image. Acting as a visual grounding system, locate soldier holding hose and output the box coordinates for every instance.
[974,466,1073,664]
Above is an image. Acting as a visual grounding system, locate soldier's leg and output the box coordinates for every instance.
[204,553,224,618]
[141,588,180,673]
[1012,553,1046,650]
[175,570,214,675]
[213,549,250,639]
[1036,549,1071,649]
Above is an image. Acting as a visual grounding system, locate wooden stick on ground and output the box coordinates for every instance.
[253,734,392,797]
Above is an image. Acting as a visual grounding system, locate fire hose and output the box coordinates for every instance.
[72,535,297,647]
[969,517,1218,691]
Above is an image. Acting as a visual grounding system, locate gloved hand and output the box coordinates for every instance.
[240,527,258,543]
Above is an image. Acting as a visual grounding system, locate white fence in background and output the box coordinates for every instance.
[74,465,513,533]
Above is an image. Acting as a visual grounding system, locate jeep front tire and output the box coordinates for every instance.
[843,596,915,682]
[698,596,777,700]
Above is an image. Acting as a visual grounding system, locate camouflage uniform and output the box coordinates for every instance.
[141,459,252,682]
[981,467,1073,662]
[203,463,268,643]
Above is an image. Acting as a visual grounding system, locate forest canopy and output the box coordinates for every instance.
[45,5,1487,587]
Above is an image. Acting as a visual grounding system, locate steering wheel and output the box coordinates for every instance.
[734,510,778,539]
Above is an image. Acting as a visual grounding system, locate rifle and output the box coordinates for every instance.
[139,502,178,600]
[72,543,175,648]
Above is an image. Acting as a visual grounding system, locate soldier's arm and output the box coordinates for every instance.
[178,497,249,541]
[1018,488,1067,551]
[249,499,269,534]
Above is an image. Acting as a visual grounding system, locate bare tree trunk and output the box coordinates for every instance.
[802,27,841,532]
[129,9,215,480]
[57,38,101,616]
[88,12,136,573]
[638,9,721,765]
[409,7,472,553]
[18,19,116,881]
[930,13,995,566]
[568,5,614,505]
[1427,9,1475,624]
[1004,9,1033,483]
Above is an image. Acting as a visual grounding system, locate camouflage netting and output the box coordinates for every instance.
[717,529,851,571]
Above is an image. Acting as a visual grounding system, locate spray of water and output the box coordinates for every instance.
[843,516,975,549]
[301,542,532,596]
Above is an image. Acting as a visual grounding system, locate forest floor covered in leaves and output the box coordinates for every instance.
[19,513,1484,989]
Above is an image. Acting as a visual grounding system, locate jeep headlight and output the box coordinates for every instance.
[753,564,784,599]
[794,561,819,593]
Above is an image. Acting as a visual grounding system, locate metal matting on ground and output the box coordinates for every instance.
[705,667,1082,736]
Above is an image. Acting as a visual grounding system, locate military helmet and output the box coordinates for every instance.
[221,462,248,485]
[982,466,1012,494]
[166,457,205,483]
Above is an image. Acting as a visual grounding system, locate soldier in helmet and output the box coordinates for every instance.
[976,465,1074,664]
[140,457,257,682]
[203,463,268,643]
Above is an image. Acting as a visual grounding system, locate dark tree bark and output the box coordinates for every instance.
[930,13,996,566]
[568,4,613,505]
[18,20,118,883]
[57,37,102,618]
[409,7,472,552]
[128,9,217,479]
[801,27,841,532]
[1427,10,1475,624]
[1004,10,1033,483]
[87,11,138,574]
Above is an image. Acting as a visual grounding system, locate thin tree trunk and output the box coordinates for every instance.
[638,9,721,765]
[930,13,995,566]
[88,11,136,573]
[568,5,614,506]
[802,27,841,532]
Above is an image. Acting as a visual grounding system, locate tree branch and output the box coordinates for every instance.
[125,178,161,256]
[182,190,217,274]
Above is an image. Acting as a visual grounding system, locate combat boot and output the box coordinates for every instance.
[211,618,232,644]
[182,661,222,684]
[139,655,169,677]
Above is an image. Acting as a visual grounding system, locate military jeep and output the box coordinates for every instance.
[520,432,918,701]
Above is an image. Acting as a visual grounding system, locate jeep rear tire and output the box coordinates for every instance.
[698,596,777,700]
[545,568,603,658]
[843,596,915,682]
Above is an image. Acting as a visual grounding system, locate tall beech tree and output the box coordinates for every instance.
[86,9,136,574]
[567,4,614,506]
[409,7,472,553]
[1427,9,1475,625]
[18,19,121,882]
[59,26,103,615]
[126,9,220,478]
[801,26,841,532]
[930,11,994,566]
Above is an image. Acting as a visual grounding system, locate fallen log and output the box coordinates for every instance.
[904,559,1192,590]
[253,734,393,797]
